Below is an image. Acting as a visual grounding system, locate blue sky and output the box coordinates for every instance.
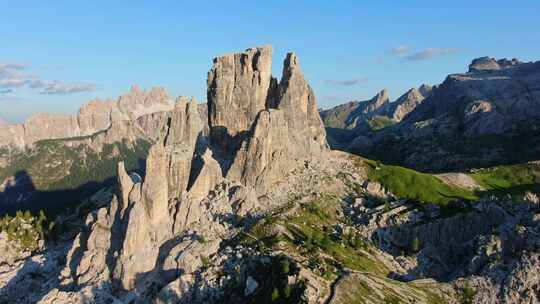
[1,1,539,122]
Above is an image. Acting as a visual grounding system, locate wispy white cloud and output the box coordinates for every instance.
[39,81,96,95]
[0,63,27,70]
[325,77,368,86]
[404,48,459,61]
[0,62,96,94]
[389,46,459,61]
[391,45,410,57]
[0,78,29,88]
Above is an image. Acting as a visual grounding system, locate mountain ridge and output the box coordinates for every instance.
[0,85,175,149]
[322,56,540,171]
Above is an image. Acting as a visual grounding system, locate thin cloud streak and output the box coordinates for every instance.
[0,63,28,70]
[0,62,96,94]
[404,48,459,61]
[391,45,409,57]
[325,77,368,86]
[40,82,96,95]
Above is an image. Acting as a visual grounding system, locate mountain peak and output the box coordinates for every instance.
[468,56,523,72]
[418,84,433,96]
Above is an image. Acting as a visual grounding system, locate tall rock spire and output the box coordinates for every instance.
[213,47,329,193]
[207,45,275,152]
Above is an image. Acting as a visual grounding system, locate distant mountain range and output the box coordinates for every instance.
[0,85,174,149]
[321,56,540,172]
[0,87,207,214]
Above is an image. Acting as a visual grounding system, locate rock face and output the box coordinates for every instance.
[163,97,204,198]
[207,45,276,152]
[209,47,327,193]
[362,89,390,115]
[0,86,174,149]
[386,87,429,121]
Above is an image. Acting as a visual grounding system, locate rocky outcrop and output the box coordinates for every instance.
[187,149,223,201]
[468,57,522,73]
[209,46,327,193]
[0,86,174,149]
[276,52,327,149]
[163,97,204,198]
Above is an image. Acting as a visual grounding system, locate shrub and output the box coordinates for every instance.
[459,280,476,304]
[271,288,280,302]
[0,209,49,253]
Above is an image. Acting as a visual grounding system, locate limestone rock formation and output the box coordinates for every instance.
[468,56,502,72]
[207,45,275,152]
[187,149,223,201]
[22,45,329,303]
[276,52,327,150]
[208,47,328,193]
[418,84,433,96]
[468,56,522,73]
[163,97,204,198]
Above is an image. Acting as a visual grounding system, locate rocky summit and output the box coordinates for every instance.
[0,47,539,304]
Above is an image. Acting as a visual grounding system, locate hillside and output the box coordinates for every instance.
[0,126,151,215]
[327,57,540,172]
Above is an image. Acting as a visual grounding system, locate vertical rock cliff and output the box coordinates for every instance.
[208,46,328,193]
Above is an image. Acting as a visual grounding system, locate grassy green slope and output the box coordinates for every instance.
[469,162,540,195]
[367,115,396,131]
[361,159,477,204]
[357,157,540,205]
